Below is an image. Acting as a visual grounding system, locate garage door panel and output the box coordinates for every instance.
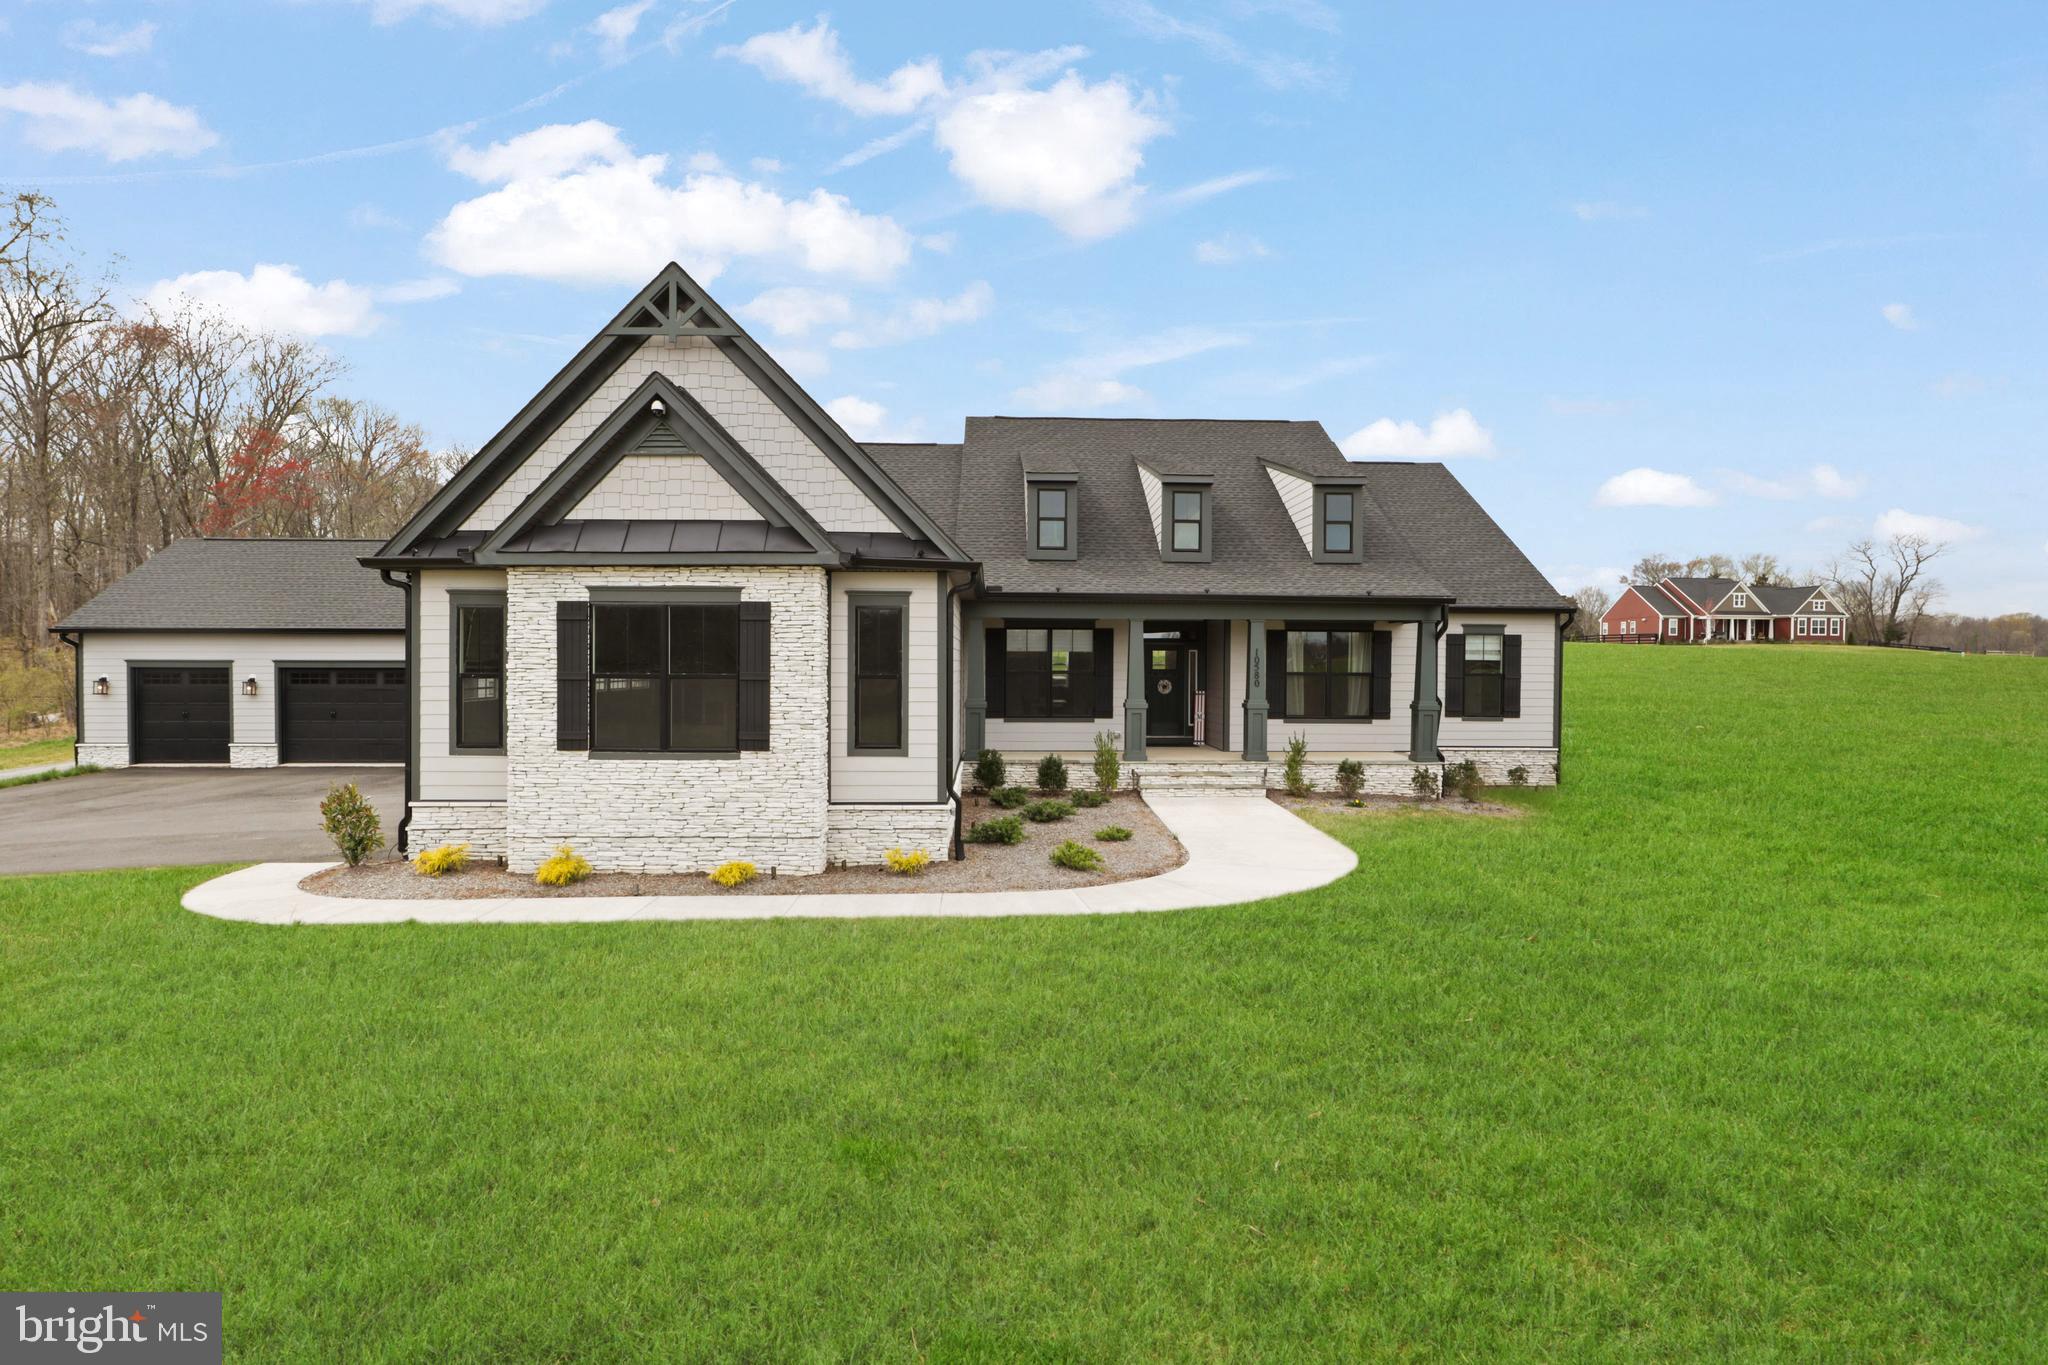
[280,666,406,763]
[132,667,231,764]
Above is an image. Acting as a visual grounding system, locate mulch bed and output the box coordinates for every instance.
[300,790,1185,899]
[1267,790,1528,819]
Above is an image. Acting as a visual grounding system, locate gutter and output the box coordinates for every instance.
[55,630,82,765]
[380,568,415,854]
[943,568,981,860]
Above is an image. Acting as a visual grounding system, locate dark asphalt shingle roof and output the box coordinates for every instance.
[1625,582,1681,616]
[1662,576,1739,612]
[1749,583,1820,615]
[867,420,1566,608]
[53,538,403,633]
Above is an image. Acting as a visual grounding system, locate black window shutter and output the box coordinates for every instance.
[737,601,771,750]
[984,628,1006,718]
[1502,634,1522,718]
[556,601,590,751]
[1370,629,1393,719]
[1092,627,1114,716]
[1265,628,1287,719]
[1444,633,1465,717]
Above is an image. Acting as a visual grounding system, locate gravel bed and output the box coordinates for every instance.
[1267,790,1527,819]
[300,791,1185,900]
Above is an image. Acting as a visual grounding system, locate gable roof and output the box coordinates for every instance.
[1662,576,1739,613]
[54,539,400,633]
[1618,582,1681,616]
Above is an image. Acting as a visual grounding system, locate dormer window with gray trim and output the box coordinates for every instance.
[1026,478,1078,560]
[1314,485,1363,563]
[1162,483,1212,562]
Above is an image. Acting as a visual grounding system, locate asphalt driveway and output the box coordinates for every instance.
[0,767,405,876]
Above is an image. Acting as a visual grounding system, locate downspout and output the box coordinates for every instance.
[380,569,415,854]
[943,568,980,860]
[57,630,82,765]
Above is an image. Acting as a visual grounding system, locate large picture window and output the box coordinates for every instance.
[1281,628,1371,719]
[851,599,905,751]
[1463,632,1505,719]
[453,598,505,751]
[1003,626,1096,719]
[590,602,738,752]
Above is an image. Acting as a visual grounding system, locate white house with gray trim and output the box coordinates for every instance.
[59,263,1570,874]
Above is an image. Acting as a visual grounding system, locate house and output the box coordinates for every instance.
[1601,575,1848,643]
[55,264,1570,874]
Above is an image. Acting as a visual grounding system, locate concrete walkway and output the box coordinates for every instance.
[181,794,1357,924]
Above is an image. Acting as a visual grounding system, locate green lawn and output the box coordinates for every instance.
[0,731,74,771]
[3,645,2043,1360]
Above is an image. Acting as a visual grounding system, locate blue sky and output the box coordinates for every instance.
[3,0,2043,612]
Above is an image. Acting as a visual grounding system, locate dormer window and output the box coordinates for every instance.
[1732,592,1747,608]
[1025,476,1078,560]
[1313,485,1364,563]
[1161,483,1212,561]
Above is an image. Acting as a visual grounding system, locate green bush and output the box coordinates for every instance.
[319,782,384,866]
[1073,789,1108,809]
[990,785,1031,809]
[1283,733,1313,797]
[1445,759,1483,801]
[1049,839,1104,872]
[1507,764,1530,787]
[964,814,1026,845]
[973,749,1006,792]
[1092,730,1121,794]
[1335,758,1365,800]
[1095,825,1133,842]
[1023,799,1074,823]
[1035,753,1069,794]
[1410,765,1440,800]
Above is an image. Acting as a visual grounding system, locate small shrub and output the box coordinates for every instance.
[884,847,931,875]
[708,860,757,888]
[1410,765,1440,800]
[1092,730,1122,793]
[1334,758,1365,800]
[1346,798,1365,808]
[1049,839,1104,872]
[1035,753,1070,794]
[1282,733,1313,797]
[1507,764,1530,787]
[990,785,1031,810]
[973,749,1007,793]
[534,844,592,886]
[1445,759,1483,801]
[1023,799,1074,823]
[1073,789,1109,809]
[1095,825,1133,842]
[411,842,470,877]
[964,815,1026,845]
[319,782,385,866]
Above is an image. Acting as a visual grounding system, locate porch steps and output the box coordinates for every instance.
[1133,761,1269,797]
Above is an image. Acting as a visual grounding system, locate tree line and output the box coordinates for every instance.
[0,193,457,729]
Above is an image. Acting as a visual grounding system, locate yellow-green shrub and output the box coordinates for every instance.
[411,842,470,877]
[884,847,931,875]
[708,860,757,888]
[534,845,592,887]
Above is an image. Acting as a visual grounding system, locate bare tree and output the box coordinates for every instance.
[1681,552,1736,577]
[1623,554,1682,586]
[1738,551,1782,585]
[1566,586,1612,639]
[1828,535,1946,643]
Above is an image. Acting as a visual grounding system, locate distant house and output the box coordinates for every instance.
[1600,576,1848,643]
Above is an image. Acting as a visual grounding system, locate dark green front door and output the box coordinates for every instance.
[1145,645,1191,741]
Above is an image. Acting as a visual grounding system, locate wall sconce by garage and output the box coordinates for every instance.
[241,677,260,698]
[93,677,110,696]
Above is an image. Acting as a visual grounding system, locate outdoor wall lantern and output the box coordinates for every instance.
[242,677,260,697]
[93,677,110,696]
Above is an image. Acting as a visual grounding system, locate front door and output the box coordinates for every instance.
[1146,645,1191,741]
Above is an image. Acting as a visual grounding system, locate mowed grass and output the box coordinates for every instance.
[2,645,2043,1360]
[0,731,74,771]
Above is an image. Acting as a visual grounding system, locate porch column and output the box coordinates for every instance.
[1409,607,1443,762]
[964,615,987,757]
[1242,619,1269,762]
[1123,618,1148,761]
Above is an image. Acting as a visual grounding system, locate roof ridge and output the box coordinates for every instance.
[969,414,1318,425]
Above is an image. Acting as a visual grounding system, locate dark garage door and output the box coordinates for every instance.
[280,666,407,764]
[132,666,231,764]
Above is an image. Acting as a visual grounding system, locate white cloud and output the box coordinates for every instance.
[362,0,545,24]
[63,20,157,58]
[741,286,853,338]
[825,394,923,442]
[1107,0,1335,90]
[831,281,992,348]
[749,156,784,174]
[1194,232,1270,265]
[1548,565,1628,594]
[1570,200,1648,221]
[1592,468,1717,508]
[0,82,217,162]
[1012,326,1245,412]
[721,19,946,116]
[589,1,653,59]
[935,73,1168,239]
[142,264,382,337]
[1339,409,1496,460]
[1810,464,1863,499]
[1873,508,1984,542]
[429,122,914,286]
[1162,168,1285,206]
[1725,463,1865,501]
[376,277,461,304]
[1881,302,1918,331]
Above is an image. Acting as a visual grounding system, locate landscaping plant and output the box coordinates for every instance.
[533,845,591,886]
[1507,764,1530,787]
[1092,730,1121,794]
[708,860,757,888]
[1048,839,1104,872]
[1035,753,1069,795]
[972,749,1006,793]
[1023,799,1074,823]
[883,848,930,875]
[1072,789,1108,809]
[1334,758,1365,800]
[1283,733,1313,797]
[319,782,385,866]
[411,842,470,877]
[1445,759,1484,801]
[1095,825,1133,842]
[963,814,1026,845]
[990,785,1031,810]
[1410,765,1440,800]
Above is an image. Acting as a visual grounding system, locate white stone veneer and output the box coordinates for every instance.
[825,802,956,866]
[409,802,509,859]
[1440,747,1559,787]
[230,744,279,769]
[75,743,128,769]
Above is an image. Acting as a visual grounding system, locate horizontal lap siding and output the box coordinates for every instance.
[417,569,510,801]
[1236,619,1413,755]
[1440,610,1558,748]
[830,571,940,803]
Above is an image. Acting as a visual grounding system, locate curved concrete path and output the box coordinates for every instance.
[182,794,1356,924]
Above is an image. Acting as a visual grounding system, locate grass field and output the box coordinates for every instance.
[2,645,2042,1360]
[0,729,74,771]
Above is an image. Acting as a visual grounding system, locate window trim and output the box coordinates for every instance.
[1025,478,1079,561]
[1460,625,1507,721]
[1731,592,1747,608]
[1161,483,1212,562]
[1311,485,1364,563]
[1278,624,1375,721]
[447,590,507,756]
[998,622,1101,720]
[845,590,910,757]
[587,599,743,757]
